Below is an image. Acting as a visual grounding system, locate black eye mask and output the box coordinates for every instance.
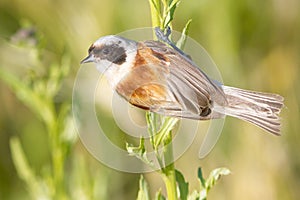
[93,44,127,65]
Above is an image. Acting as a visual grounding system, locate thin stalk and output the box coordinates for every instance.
[147,1,180,199]
[154,117,179,148]
[162,169,177,200]
[145,112,178,200]
[149,0,162,29]
[45,104,66,200]
[161,132,177,200]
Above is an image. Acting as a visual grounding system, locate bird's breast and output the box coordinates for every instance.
[115,63,169,109]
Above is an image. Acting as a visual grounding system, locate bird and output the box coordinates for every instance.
[81,30,284,135]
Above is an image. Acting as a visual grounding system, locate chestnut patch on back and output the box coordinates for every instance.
[151,49,168,62]
[92,44,127,65]
[133,51,147,67]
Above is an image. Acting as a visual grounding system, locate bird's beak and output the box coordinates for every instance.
[80,54,94,64]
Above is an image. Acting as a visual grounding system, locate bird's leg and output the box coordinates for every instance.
[155,26,171,42]
[155,26,191,60]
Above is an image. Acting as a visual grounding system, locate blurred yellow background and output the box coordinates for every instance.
[0,0,299,199]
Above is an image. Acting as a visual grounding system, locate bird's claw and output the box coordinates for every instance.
[154,26,192,61]
[155,26,172,44]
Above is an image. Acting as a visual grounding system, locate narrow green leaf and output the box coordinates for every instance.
[205,168,230,192]
[126,137,145,155]
[176,19,192,50]
[148,0,163,30]
[46,54,70,98]
[155,189,166,200]
[0,68,54,125]
[58,104,77,144]
[146,112,159,138]
[126,137,153,166]
[175,170,189,200]
[197,167,206,189]
[154,117,179,147]
[10,137,47,199]
[137,175,151,200]
[10,137,37,185]
[163,0,180,29]
[150,0,161,15]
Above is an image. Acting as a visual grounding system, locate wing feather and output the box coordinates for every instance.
[144,40,226,100]
[117,40,226,119]
[142,40,226,119]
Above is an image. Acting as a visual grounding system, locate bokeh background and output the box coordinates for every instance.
[0,0,299,199]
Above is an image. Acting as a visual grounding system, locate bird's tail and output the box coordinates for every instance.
[221,86,284,135]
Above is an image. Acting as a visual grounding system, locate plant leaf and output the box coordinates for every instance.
[175,170,189,200]
[148,0,162,29]
[154,117,179,147]
[0,68,54,125]
[163,0,180,29]
[197,167,206,189]
[155,189,166,200]
[137,175,151,200]
[205,168,231,192]
[126,137,153,166]
[176,19,192,50]
[10,137,47,199]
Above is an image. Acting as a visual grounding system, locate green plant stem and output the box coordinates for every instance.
[44,118,59,198]
[161,133,177,200]
[149,0,162,29]
[43,100,66,199]
[146,111,178,200]
[49,126,66,199]
[147,1,180,199]
[163,170,177,200]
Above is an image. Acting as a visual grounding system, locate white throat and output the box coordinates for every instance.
[96,42,137,88]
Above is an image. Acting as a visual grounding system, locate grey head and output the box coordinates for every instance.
[81,35,137,66]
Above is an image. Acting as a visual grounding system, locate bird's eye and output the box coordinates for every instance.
[102,47,111,55]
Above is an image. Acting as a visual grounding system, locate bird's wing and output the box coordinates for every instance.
[116,40,226,119]
[142,40,226,119]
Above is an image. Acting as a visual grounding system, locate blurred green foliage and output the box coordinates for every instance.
[0,0,299,199]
